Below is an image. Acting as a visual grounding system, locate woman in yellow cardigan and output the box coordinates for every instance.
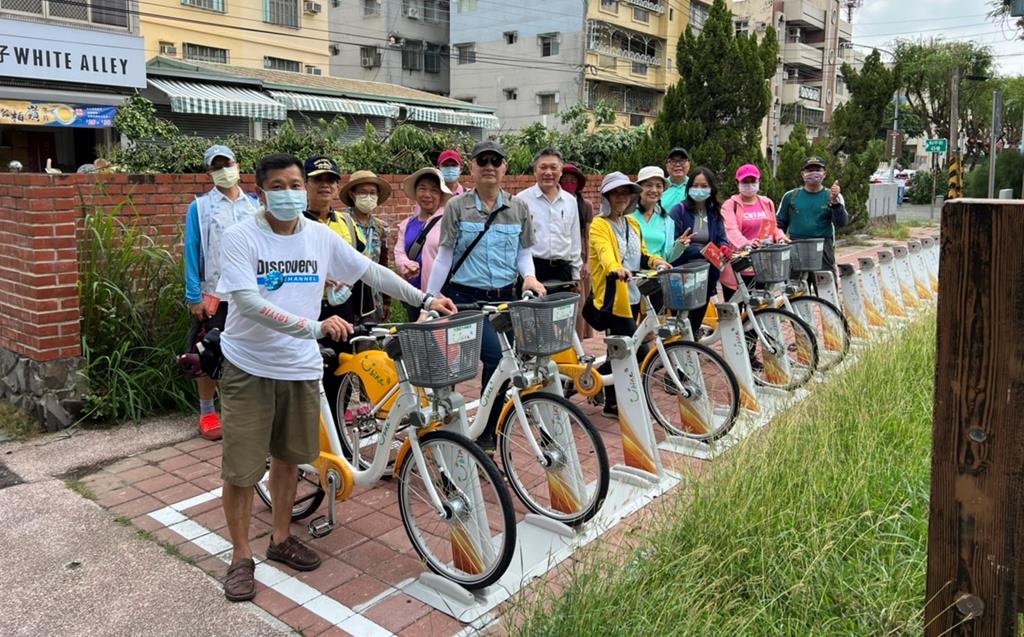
[585,171,672,416]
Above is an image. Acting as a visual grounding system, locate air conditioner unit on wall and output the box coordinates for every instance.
[162,45,178,56]
[404,5,420,18]
[361,50,381,67]
[304,1,322,14]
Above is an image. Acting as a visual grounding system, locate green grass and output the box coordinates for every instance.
[511,313,936,637]
[0,400,36,440]
[865,222,912,241]
[64,479,97,501]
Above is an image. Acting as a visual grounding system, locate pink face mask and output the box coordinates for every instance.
[803,171,825,186]
[738,182,759,197]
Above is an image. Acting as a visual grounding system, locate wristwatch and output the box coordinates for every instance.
[420,293,435,310]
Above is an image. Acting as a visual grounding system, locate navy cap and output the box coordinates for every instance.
[304,156,342,179]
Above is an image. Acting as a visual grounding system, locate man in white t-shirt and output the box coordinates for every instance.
[215,153,455,603]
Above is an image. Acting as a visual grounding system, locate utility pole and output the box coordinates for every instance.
[890,89,900,181]
[948,67,960,199]
[989,89,1002,199]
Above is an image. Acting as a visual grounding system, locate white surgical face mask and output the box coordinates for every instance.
[689,187,711,202]
[354,193,378,214]
[211,166,240,189]
[738,182,759,197]
[264,189,307,221]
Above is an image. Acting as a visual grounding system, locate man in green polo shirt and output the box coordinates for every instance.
[660,147,690,213]
[777,156,849,274]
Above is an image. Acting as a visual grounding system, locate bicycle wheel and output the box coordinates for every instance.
[397,430,516,590]
[254,459,325,521]
[789,296,850,372]
[497,393,609,526]
[642,340,740,442]
[335,372,402,470]
[750,308,818,390]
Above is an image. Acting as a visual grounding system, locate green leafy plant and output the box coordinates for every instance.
[908,169,938,205]
[78,199,193,422]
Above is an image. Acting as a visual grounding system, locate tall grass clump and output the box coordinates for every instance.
[513,314,936,636]
[79,201,193,421]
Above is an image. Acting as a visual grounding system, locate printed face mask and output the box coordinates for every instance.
[738,182,759,196]
[689,187,711,202]
[354,193,378,214]
[264,189,307,221]
[440,166,461,183]
[803,171,825,186]
[211,166,240,188]
[561,180,579,195]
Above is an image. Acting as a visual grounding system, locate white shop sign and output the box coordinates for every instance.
[0,19,146,88]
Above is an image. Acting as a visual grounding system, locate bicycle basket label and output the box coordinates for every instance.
[447,323,477,344]
[552,304,575,322]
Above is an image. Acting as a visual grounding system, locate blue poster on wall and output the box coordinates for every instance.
[0,101,117,128]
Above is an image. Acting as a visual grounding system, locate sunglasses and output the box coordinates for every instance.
[475,155,504,168]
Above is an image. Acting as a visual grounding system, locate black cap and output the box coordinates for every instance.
[802,156,826,170]
[470,140,506,159]
[667,147,689,160]
[304,156,341,179]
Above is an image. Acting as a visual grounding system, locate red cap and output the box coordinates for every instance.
[438,149,462,167]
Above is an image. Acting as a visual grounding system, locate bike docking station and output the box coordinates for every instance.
[856,257,889,331]
[876,250,912,321]
[838,263,871,341]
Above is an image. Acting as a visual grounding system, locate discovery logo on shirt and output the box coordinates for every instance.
[256,258,320,290]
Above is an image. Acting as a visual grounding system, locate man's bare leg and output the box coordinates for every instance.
[269,457,299,545]
[222,481,254,562]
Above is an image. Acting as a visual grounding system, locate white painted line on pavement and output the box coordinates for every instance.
[147,495,395,636]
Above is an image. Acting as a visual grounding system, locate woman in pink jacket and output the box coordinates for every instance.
[720,163,787,299]
[394,167,451,319]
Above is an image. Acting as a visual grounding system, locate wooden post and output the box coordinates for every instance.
[925,199,1024,636]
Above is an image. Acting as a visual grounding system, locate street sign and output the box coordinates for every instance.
[886,130,904,160]
[925,138,948,154]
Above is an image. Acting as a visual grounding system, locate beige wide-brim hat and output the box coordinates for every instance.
[636,165,668,186]
[339,170,392,208]
[402,167,453,202]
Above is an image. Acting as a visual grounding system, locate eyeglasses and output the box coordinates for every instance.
[667,158,689,165]
[475,155,504,168]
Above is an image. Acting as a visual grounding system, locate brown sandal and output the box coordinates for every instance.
[266,535,321,572]
[224,558,256,602]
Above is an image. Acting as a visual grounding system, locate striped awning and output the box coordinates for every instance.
[148,79,287,120]
[405,105,499,130]
[268,91,400,118]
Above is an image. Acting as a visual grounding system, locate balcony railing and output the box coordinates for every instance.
[622,0,664,15]
[586,83,657,115]
[587,20,664,67]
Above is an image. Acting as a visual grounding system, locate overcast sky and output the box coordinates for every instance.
[851,0,1024,76]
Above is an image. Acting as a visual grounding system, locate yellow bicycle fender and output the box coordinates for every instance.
[391,422,443,479]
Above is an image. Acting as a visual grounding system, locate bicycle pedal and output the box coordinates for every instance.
[307,516,334,538]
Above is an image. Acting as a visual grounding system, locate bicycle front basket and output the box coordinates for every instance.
[395,311,484,389]
[509,292,579,357]
[659,262,711,312]
[749,244,792,284]
[789,238,824,273]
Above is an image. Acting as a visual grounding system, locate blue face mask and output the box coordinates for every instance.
[689,187,711,202]
[264,189,307,221]
[440,166,461,183]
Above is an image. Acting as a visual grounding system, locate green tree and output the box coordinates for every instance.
[615,0,778,193]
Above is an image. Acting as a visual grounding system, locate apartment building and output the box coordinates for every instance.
[0,0,146,171]
[727,0,862,163]
[331,0,450,94]
[139,0,332,76]
[448,0,685,131]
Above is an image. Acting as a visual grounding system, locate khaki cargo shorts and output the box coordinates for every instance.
[219,360,321,487]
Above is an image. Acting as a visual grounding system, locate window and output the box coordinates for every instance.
[402,40,423,71]
[632,6,649,23]
[92,0,129,24]
[503,88,518,100]
[264,56,301,72]
[457,0,476,12]
[159,41,177,55]
[363,0,380,15]
[422,0,441,21]
[539,33,559,57]
[734,19,749,36]
[538,93,557,115]
[265,0,299,27]
[630,114,645,127]
[504,30,518,45]
[184,43,229,63]
[669,7,673,20]
[600,0,618,13]
[360,46,382,68]
[11,0,131,27]
[305,65,322,75]
[456,43,476,64]
[424,43,442,73]
[182,0,225,11]
[689,1,709,32]
[631,61,647,75]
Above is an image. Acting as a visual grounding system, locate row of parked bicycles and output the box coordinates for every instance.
[255,235,939,591]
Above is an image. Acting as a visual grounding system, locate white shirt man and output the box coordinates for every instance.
[516,148,582,283]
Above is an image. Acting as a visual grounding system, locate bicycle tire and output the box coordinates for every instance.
[788,296,850,372]
[397,429,516,590]
[642,340,740,442]
[335,371,403,471]
[497,392,609,526]
[750,307,818,390]
[254,459,325,521]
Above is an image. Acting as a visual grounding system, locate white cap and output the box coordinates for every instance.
[636,165,668,186]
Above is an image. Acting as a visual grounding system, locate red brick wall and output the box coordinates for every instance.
[0,172,606,363]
